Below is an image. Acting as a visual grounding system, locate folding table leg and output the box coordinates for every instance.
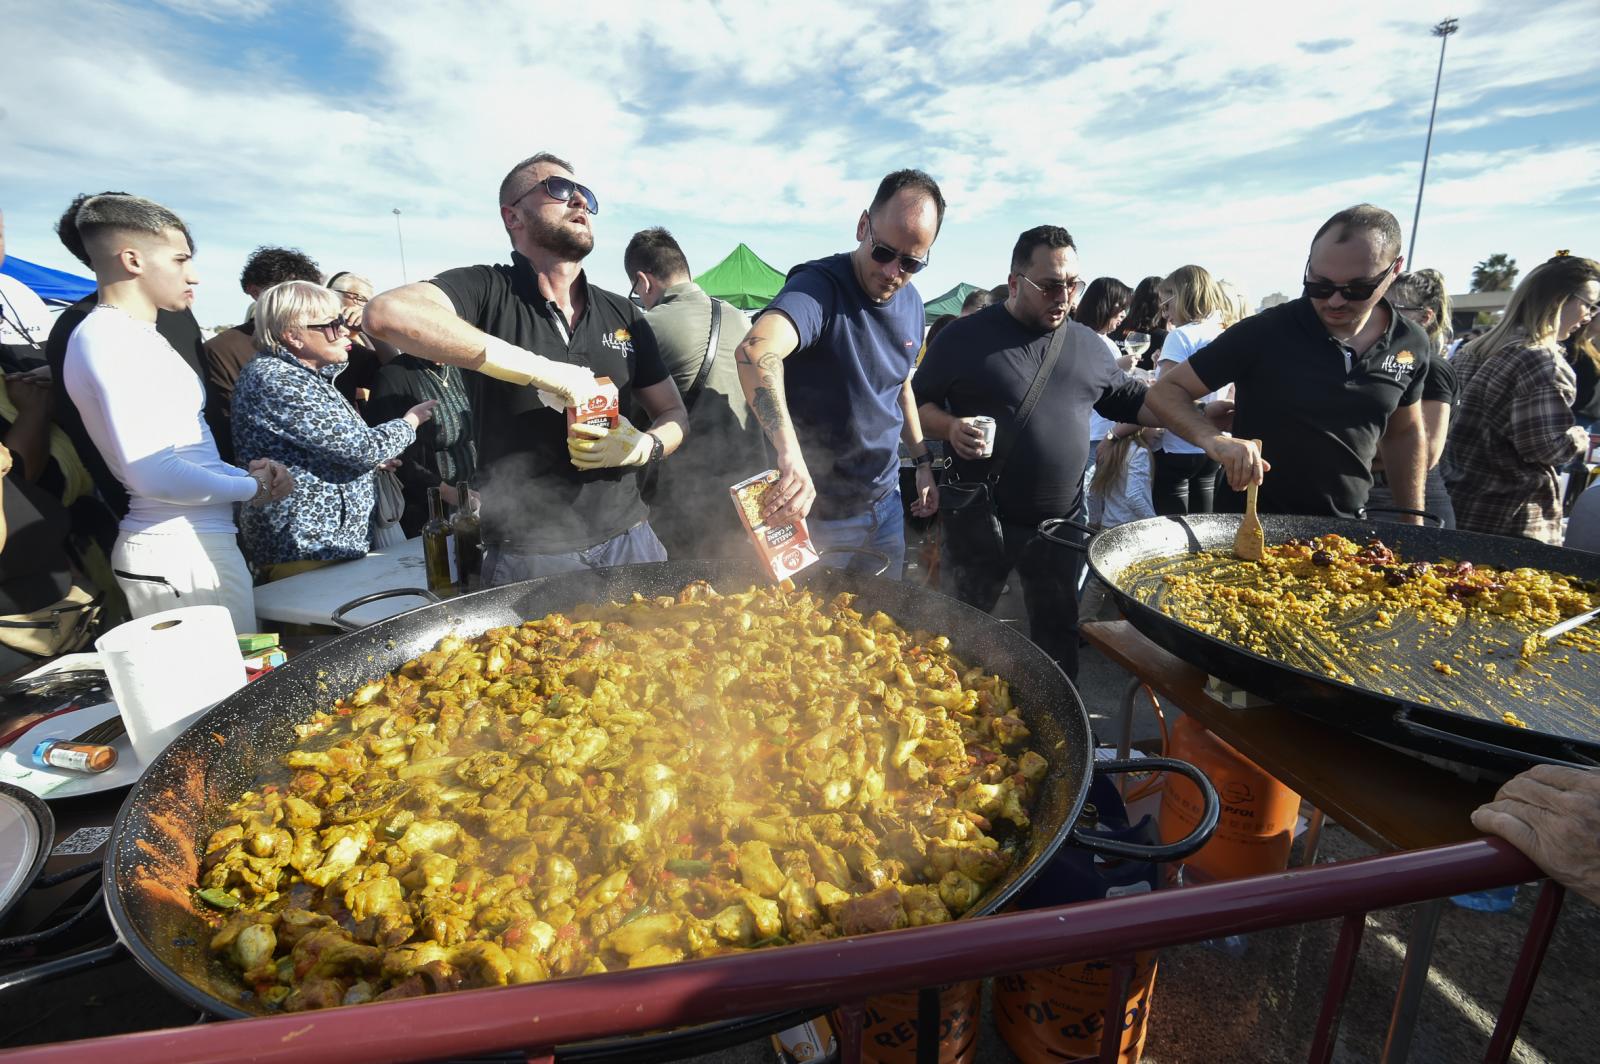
[1301,808,1326,867]
[1115,677,1140,794]
[1308,912,1366,1064]
[1483,881,1566,1064]
[1379,898,1444,1063]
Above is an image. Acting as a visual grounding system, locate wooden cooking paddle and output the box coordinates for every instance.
[1233,439,1265,561]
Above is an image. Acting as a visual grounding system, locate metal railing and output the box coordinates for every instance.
[0,838,1555,1064]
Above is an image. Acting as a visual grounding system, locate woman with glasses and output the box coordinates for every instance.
[1150,265,1228,516]
[1368,269,1457,526]
[1444,254,1600,544]
[233,282,436,580]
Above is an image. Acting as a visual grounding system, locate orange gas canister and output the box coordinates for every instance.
[858,982,980,1064]
[1159,713,1301,882]
[994,952,1158,1064]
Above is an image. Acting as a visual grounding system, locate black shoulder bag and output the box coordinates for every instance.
[936,322,1067,568]
[682,299,723,415]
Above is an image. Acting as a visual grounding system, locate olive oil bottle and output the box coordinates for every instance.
[422,486,454,597]
[451,481,482,592]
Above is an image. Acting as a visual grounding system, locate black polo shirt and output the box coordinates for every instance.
[913,306,1148,527]
[429,254,668,553]
[1186,297,1429,518]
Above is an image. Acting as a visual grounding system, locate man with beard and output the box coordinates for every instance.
[914,225,1155,679]
[737,170,941,578]
[364,153,688,584]
[1145,204,1429,522]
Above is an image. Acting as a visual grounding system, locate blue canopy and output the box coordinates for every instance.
[0,255,95,306]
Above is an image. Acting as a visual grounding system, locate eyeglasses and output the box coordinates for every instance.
[864,218,929,274]
[1302,257,1398,302]
[303,317,352,340]
[1021,274,1087,302]
[510,175,599,215]
[332,289,368,304]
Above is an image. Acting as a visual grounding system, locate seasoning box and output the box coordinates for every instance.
[729,470,821,581]
[567,376,620,436]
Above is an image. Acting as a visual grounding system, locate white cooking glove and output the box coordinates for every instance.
[480,336,598,411]
[568,416,653,470]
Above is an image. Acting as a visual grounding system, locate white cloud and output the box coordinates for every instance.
[2,0,1596,328]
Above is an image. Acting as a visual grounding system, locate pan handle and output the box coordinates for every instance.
[816,547,891,578]
[1358,505,1444,528]
[1393,716,1600,770]
[1071,756,1220,862]
[329,588,442,632]
[1037,517,1097,552]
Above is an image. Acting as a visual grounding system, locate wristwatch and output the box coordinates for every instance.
[646,431,665,464]
[912,451,934,467]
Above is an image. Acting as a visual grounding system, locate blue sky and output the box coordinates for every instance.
[4,0,1598,329]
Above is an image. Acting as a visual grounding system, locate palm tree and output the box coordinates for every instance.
[1471,253,1519,292]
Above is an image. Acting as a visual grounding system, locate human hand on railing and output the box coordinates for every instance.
[1471,764,1600,906]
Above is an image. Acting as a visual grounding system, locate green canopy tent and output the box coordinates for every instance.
[693,243,787,311]
[921,282,986,325]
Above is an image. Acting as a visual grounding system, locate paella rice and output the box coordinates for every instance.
[195,582,1046,1010]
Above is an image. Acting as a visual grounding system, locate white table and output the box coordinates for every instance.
[252,538,442,629]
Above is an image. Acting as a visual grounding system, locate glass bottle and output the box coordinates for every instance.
[451,481,482,592]
[422,486,454,597]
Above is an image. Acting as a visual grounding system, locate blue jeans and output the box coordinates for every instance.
[482,522,668,586]
[808,487,906,580]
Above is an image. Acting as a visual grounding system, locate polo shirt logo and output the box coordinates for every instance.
[602,327,635,356]
[1379,349,1417,381]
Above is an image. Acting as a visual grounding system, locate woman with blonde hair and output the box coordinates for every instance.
[1368,269,1458,526]
[1151,265,1228,514]
[1444,254,1600,543]
[233,282,436,578]
[1216,279,1250,328]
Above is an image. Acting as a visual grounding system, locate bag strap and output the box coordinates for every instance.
[986,321,1069,484]
[683,299,723,415]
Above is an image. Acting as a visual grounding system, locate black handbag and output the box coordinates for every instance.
[938,322,1067,565]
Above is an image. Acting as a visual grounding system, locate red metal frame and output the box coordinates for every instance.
[0,839,1554,1064]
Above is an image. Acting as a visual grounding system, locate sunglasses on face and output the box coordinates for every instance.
[304,317,351,340]
[864,218,929,274]
[1302,257,1398,302]
[512,175,599,215]
[1021,274,1086,301]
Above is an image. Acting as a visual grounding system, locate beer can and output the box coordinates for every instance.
[972,416,997,458]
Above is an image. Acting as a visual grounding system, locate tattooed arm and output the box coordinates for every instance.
[734,311,812,524]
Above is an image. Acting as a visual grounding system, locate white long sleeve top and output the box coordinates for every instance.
[63,306,258,534]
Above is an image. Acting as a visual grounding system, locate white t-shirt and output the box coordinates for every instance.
[1088,442,1156,528]
[63,306,257,534]
[1156,316,1225,455]
[0,275,54,350]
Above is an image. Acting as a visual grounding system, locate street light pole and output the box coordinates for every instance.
[392,208,408,283]
[1407,17,1459,266]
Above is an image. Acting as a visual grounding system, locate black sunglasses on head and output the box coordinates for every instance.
[1302,257,1398,302]
[865,218,929,274]
[511,175,599,215]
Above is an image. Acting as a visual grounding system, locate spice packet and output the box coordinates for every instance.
[567,376,620,436]
[729,470,821,581]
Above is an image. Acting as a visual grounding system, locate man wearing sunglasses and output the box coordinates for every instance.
[1144,204,1430,523]
[914,225,1159,680]
[735,169,943,579]
[364,152,689,585]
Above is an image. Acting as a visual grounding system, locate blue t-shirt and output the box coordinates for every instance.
[765,253,923,519]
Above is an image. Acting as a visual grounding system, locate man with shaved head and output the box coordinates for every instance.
[736,169,942,578]
[1145,203,1430,522]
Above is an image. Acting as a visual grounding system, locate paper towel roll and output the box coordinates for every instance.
[95,605,247,764]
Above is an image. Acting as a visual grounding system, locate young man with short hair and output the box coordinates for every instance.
[623,226,761,558]
[734,170,942,578]
[62,194,293,633]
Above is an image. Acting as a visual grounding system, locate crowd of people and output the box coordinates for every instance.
[0,154,1597,912]
[0,159,1596,675]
